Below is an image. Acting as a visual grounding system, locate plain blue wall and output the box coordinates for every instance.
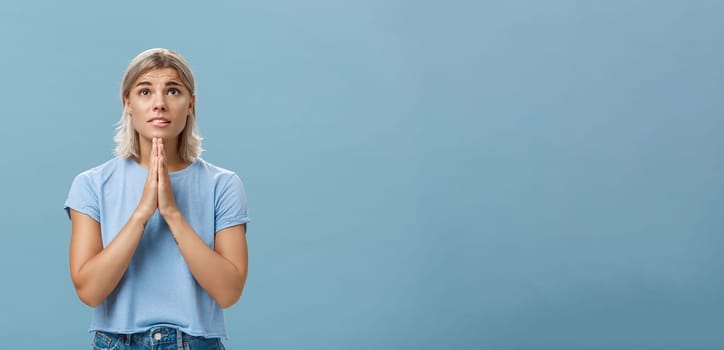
[0,0,722,349]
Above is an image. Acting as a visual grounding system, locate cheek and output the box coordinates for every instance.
[175,101,191,123]
[127,99,142,116]
[129,116,145,135]
[129,109,143,125]
[127,105,147,132]
[176,116,189,132]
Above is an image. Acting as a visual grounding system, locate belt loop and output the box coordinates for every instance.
[177,328,183,350]
[124,334,131,345]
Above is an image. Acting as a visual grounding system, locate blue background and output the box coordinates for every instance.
[0,0,722,349]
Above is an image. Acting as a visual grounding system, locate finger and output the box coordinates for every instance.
[158,138,162,166]
[152,137,156,164]
[153,138,159,181]
[148,138,156,180]
[158,139,167,178]
[159,138,165,160]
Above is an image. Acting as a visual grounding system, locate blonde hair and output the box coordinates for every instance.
[114,48,202,162]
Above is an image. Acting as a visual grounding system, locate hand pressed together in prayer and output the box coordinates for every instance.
[136,137,180,223]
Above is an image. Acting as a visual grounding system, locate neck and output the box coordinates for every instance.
[136,136,189,171]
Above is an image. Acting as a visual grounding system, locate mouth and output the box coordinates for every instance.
[147,117,171,127]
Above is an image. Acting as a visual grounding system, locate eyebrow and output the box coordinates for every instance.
[135,80,184,87]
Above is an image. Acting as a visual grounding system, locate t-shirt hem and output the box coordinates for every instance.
[216,217,251,233]
[64,203,100,222]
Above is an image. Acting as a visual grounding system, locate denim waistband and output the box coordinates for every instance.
[97,326,190,349]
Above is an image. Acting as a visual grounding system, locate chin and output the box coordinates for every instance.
[138,130,181,141]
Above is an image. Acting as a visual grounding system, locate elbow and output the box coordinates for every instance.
[218,298,238,309]
[71,272,103,307]
[216,285,244,309]
[74,285,104,308]
[82,299,103,308]
[78,293,103,308]
[217,291,242,309]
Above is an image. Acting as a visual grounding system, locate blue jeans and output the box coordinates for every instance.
[90,326,225,350]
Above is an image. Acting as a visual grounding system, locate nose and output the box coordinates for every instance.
[153,94,167,112]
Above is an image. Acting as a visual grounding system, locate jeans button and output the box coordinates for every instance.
[154,333,162,340]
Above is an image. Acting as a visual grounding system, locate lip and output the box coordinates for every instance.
[147,117,171,128]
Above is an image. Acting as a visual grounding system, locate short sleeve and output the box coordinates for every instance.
[64,172,100,222]
[214,173,251,233]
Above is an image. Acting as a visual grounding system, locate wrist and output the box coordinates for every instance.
[160,206,181,220]
[131,209,153,227]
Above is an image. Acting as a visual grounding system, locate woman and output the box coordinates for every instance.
[65,48,250,350]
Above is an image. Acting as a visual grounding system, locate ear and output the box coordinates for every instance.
[188,95,196,114]
[123,98,131,114]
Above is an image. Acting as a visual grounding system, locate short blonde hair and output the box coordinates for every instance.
[114,48,202,162]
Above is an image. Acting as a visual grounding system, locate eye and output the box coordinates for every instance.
[139,89,151,96]
[168,88,181,95]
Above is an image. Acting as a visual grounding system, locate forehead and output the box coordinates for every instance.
[134,67,182,84]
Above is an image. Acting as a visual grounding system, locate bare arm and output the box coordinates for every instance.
[165,214,248,308]
[156,138,248,308]
[69,141,160,307]
[68,210,147,307]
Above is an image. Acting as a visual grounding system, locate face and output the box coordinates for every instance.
[125,67,194,142]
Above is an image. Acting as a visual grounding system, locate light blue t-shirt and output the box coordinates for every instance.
[64,157,250,338]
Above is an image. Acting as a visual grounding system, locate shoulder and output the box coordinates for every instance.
[191,159,248,202]
[71,157,127,186]
[65,158,127,218]
[192,158,244,184]
[70,157,121,184]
